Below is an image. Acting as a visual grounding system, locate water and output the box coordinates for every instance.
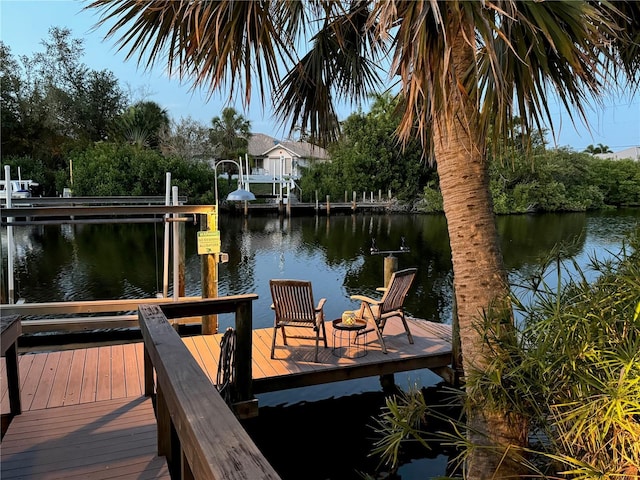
[2,209,638,479]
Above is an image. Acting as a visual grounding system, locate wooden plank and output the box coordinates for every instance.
[123,343,142,398]
[110,345,126,399]
[0,359,8,412]
[95,346,112,402]
[80,347,99,403]
[20,352,48,411]
[47,350,73,408]
[63,349,86,406]
[29,352,61,410]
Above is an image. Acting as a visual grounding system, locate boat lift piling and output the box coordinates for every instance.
[4,165,15,304]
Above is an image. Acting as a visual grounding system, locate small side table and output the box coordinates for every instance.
[332,318,368,358]
[1,315,22,416]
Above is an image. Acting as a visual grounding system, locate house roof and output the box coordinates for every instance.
[595,146,640,161]
[248,133,329,160]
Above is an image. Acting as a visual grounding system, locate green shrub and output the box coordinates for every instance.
[371,226,640,478]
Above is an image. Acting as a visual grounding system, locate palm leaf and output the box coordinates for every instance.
[86,0,285,107]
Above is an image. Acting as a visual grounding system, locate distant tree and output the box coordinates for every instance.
[32,27,126,143]
[0,28,126,164]
[161,116,216,160]
[584,143,613,154]
[110,101,170,149]
[303,92,432,201]
[209,107,251,166]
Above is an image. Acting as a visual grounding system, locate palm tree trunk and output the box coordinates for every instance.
[433,19,527,479]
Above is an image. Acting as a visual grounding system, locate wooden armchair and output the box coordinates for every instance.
[269,279,328,362]
[350,268,417,354]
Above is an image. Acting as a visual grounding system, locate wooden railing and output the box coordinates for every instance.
[1,297,201,333]
[138,295,280,480]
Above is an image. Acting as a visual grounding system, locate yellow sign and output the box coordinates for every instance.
[197,230,221,255]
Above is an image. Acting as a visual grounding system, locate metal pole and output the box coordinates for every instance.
[172,186,179,301]
[162,172,171,298]
[4,165,15,303]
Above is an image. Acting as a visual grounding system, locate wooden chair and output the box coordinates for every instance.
[350,268,417,354]
[270,279,328,362]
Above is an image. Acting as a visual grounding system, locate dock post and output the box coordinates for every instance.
[352,191,356,212]
[383,255,398,287]
[235,300,253,404]
[326,195,331,216]
[201,213,218,334]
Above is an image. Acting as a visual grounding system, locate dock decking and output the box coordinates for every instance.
[1,317,452,479]
[1,396,170,479]
[2,317,452,415]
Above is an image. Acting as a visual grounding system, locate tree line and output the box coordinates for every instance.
[1,28,250,203]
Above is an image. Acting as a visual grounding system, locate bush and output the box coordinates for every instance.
[370,226,640,478]
[69,143,216,203]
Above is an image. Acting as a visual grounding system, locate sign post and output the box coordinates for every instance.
[200,211,220,334]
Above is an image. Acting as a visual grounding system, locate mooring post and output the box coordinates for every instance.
[235,299,253,404]
[201,213,218,335]
[383,255,398,287]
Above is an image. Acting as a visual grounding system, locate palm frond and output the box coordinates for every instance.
[86,0,285,107]
[274,1,386,143]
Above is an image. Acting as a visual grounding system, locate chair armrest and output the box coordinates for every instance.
[350,295,381,305]
[315,298,326,311]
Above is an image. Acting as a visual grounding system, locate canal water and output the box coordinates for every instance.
[2,209,639,479]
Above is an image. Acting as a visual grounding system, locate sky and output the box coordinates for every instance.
[2,0,639,152]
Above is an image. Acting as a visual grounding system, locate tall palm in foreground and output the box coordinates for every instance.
[86,1,640,477]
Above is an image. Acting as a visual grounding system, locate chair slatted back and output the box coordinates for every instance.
[270,279,316,324]
[380,268,417,314]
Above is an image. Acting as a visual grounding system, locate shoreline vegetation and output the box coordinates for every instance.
[3,142,639,217]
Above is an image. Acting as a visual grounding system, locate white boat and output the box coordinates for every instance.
[0,179,39,199]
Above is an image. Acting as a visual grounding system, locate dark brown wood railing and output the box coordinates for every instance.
[138,295,281,480]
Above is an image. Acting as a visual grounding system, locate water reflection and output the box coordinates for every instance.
[4,210,638,328]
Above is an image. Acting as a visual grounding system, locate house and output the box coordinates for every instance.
[595,146,640,161]
[247,133,330,180]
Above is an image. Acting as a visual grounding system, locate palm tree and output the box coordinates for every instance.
[585,143,614,154]
[111,100,169,149]
[209,106,251,164]
[87,1,640,477]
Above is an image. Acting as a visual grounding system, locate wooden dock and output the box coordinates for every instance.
[1,317,452,478]
[2,317,452,415]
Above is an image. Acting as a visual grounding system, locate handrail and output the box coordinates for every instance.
[0,296,201,316]
[1,296,202,333]
[138,295,280,479]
